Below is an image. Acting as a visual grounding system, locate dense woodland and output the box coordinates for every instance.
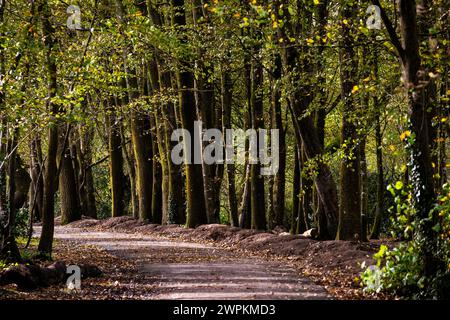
[0,0,449,299]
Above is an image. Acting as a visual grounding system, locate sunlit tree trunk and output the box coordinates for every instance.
[38,0,59,255]
[115,0,153,221]
[173,0,207,228]
[221,66,239,227]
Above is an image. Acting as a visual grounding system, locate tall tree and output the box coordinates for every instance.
[336,1,361,240]
[115,0,154,221]
[373,0,440,276]
[172,0,207,228]
[250,44,266,231]
[38,0,59,255]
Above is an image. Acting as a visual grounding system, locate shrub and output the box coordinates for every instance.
[362,183,450,299]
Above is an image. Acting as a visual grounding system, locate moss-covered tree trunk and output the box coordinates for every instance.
[173,0,206,228]
[336,2,361,240]
[115,0,153,221]
[398,0,437,276]
[38,0,59,255]
[221,66,239,227]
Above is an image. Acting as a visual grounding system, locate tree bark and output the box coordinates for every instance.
[271,55,286,228]
[115,0,153,221]
[29,135,44,222]
[172,0,207,228]
[250,55,266,231]
[38,0,59,255]
[221,67,239,227]
[107,98,125,218]
[58,133,81,225]
[336,2,361,240]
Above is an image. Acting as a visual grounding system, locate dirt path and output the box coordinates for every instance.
[38,225,331,300]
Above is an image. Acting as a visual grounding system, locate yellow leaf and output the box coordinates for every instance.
[351,85,359,94]
[400,130,411,141]
[306,38,314,44]
[313,0,320,5]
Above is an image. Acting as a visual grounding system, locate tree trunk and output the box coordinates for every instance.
[0,0,6,219]
[149,115,163,224]
[271,55,286,228]
[301,147,313,232]
[371,112,384,239]
[336,2,361,240]
[29,135,44,222]
[121,119,138,218]
[77,126,97,219]
[250,55,266,231]
[221,68,239,227]
[239,47,253,229]
[107,98,125,218]
[398,0,437,276]
[38,0,59,255]
[58,133,81,225]
[173,0,207,228]
[115,0,153,221]
[277,2,338,238]
[2,128,21,260]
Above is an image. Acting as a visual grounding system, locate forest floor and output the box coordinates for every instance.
[0,217,394,300]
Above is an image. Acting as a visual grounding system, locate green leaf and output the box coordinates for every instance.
[394,181,403,190]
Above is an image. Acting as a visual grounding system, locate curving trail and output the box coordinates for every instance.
[41,225,331,300]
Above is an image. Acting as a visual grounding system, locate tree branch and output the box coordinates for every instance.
[371,0,405,61]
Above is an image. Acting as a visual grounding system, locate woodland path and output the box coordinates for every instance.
[37,225,331,300]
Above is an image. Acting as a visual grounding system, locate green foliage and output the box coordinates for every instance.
[361,243,425,296]
[219,207,230,226]
[0,260,19,271]
[13,208,29,238]
[386,181,415,239]
[432,184,450,270]
[362,184,450,299]
[93,164,112,220]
